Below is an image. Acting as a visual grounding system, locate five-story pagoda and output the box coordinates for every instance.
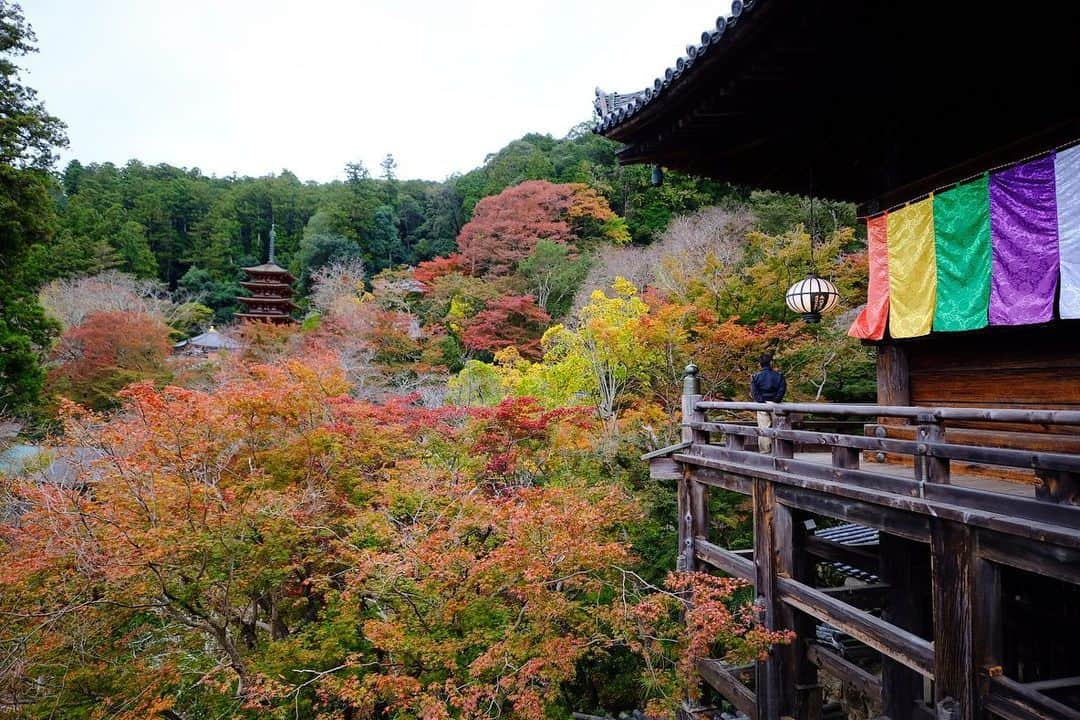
[236,224,297,324]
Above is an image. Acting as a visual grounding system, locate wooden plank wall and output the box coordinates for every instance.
[875,325,1080,483]
[904,324,1080,418]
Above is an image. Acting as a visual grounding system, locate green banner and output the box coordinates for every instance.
[933,176,991,331]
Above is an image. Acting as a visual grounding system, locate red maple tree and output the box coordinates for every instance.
[46,310,172,410]
[414,252,466,285]
[461,294,551,359]
[456,180,623,276]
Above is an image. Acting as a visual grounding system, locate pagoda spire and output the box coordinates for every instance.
[268,223,277,264]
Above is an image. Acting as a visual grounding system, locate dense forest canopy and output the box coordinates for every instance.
[0,2,874,718]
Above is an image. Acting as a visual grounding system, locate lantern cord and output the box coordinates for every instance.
[808,165,816,269]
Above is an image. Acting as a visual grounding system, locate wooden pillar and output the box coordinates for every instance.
[973,544,1002,720]
[754,476,782,720]
[880,534,928,720]
[679,364,706,572]
[930,525,1004,720]
[752,411,802,718]
[930,521,975,719]
[779,509,823,720]
[877,343,910,426]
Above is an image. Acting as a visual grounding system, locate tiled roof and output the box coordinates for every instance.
[815,523,880,583]
[593,0,762,135]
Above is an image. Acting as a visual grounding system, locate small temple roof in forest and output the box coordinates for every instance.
[173,326,241,352]
[593,0,1080,209]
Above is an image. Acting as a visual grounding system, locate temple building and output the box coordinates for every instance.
[236,224,297,324]
[599,2,1080,719]
[172,326,241,356]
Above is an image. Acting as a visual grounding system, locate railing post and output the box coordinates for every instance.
[772,411,794,460]
[682,363,707,445]
[679,364,706,572]
[916,413,950,484]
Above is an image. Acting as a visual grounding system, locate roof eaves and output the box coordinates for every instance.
[593,0,762,136]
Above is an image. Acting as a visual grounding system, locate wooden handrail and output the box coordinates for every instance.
[674,449,1080,549]
[695,400,1080,426]
[988,674,1080,720]
[694,420,1080,474]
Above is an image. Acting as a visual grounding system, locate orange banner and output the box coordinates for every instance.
[848,214,890,340]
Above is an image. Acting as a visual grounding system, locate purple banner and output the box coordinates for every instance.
[989,156,1060,325]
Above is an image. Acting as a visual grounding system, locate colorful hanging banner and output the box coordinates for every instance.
[848,214,890,340]
[886,197,936,338]
[1056,145,1080,319]
[850,147,1079,340]
[932,176,991,332]
[988,155,1059,325]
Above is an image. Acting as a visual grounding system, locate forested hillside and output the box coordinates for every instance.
[34,127,738,316]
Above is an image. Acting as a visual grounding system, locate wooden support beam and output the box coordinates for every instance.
[754,477,783,719]
[778,576,935,678]
[773,412,795,460]
[782,510,823,720]
[697,659,757,719]
[694,538,755,582]
[930,520,975,718]
[678,365,704,572]
[877,344,910,424]
[649,457,683,480]
[973,547,1003,720]
[680,447,1080,549]
[806,643,882,702]
[678,466,695,572]
[691,478,709,550]
[988,674,1080,720]
[976,530,1080,587]
[879,534,929,720]
[684,464,754,495]
[832,445,861,470]
[772,483,931,543]
[1023,675,1080,693]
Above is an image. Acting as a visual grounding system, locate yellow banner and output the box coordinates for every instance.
[886,198,936,338]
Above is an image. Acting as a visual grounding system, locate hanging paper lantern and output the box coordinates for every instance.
[785,275,840,323]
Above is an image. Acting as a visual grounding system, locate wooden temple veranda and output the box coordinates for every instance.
[595,2,1080,719]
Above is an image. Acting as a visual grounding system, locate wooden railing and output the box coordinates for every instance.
[662,364,1080,720]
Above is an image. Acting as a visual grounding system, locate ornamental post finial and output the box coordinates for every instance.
[683,363,700,395]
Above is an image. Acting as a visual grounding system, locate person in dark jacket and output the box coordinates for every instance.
[751,352,786,451]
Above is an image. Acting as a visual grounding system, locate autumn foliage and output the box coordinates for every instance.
[414,252,466,285]
[457,180,628,276]
[1,356,631,717]
[462,294,551,359]
[46,309,172,410]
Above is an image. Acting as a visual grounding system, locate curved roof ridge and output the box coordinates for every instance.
[592,0,760,134]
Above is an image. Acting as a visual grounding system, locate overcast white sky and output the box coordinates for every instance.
[21,0,724,182]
